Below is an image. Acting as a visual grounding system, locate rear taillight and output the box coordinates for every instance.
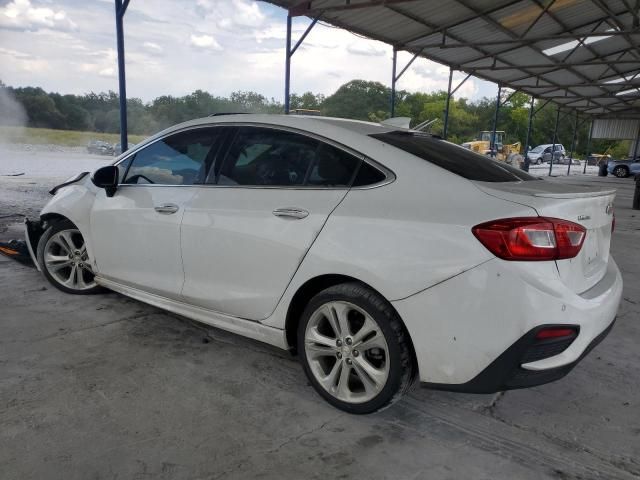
[535,327,578,340]
[472,217,586,261]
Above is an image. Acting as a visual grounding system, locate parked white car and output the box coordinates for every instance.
[527,143,566,164]
[25,115,622,414]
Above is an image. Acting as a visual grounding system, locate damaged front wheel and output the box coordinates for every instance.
[37,220,104,294]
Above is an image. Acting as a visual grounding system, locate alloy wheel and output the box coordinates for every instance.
[304,301,390,404]
[44,229,97,291]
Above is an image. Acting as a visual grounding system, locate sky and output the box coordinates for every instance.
[0,0,499,103]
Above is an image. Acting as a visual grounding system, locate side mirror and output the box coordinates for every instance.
[92,165,119,197]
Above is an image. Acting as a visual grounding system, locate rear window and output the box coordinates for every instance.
[370,132,537,182]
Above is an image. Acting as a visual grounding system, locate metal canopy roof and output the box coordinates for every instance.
[266,0,640,118]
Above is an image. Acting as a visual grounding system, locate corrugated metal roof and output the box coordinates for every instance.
[265,0,640,118]
[593,118,640,138]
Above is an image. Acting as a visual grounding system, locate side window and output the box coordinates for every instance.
[217,127,319,186]
[306,143,361,187]
[352,161,387,187]
[123,128,221,185]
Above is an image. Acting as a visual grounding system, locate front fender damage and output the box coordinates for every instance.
[24,218,44,270]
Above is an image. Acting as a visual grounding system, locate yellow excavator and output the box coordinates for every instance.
[461,131,523,167]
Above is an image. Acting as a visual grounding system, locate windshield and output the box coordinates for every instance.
[530,146,544,153]
[370,131,537,183]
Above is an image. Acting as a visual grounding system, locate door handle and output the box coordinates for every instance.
[154,203,180,214]
[272,207,309,219]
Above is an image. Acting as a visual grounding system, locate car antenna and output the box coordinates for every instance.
[413,118,438,132]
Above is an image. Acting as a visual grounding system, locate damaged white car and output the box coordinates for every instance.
[25,114,622,414]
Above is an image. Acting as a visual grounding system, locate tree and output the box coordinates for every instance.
[322,80,391,120]
[290,91,324,111]
[0,80,627,158]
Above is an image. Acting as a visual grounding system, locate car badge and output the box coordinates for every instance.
[577,215,590,221]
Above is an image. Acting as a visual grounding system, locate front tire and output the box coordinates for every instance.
[613,166,629,178]
[298,283,415,414]
[37,220,104,295]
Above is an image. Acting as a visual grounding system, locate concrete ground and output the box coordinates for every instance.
[1,167,639,479]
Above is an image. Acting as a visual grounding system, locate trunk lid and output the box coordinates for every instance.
[474,180,616,294]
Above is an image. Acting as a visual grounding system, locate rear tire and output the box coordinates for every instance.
[297,282,416,414]
[37,220,104,295]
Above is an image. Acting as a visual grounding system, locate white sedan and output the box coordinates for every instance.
[25,114,622,414]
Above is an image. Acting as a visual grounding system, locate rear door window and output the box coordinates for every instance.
[214,127,367,187]
[216,127,318,186]
[370,131,537,182]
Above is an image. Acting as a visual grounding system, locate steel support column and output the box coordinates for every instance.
[523,95,535,172]
[443,68,453,140]
[491,85,502,158]
[567,110,579,176]
[583,120,594,174]
[389,49,425,118]
[391,47,398,117]
[115,0,129,152]
[442,70,471,140]
[633,121,640,160]
[284,13,319,114]
[284,14,292,114]
[548,106,561,176]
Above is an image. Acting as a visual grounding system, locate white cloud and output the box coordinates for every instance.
[233,1,266,27]
[254,25,287,43]
[0,0,496,103]
[190,34,223,51]
[197,0,265,29]
[0,0,76,30]
[0,46,49,73]
[77,49,117,78]
[143,42,163,54]
[98,68,115,77]
[346,42,386,57]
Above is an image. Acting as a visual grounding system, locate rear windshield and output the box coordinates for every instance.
[370,131,537,182]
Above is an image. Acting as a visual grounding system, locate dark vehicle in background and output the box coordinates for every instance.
[587,154,611,166]
[112,143,135,156]
[87,140,114,156]
[607,157,640,178]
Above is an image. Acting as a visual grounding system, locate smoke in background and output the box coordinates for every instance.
[0,85,27,128]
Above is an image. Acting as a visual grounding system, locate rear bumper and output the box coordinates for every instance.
[422,318,615,393]
[392,256,623,387]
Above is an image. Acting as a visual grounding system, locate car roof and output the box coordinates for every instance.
[156,114,398,139]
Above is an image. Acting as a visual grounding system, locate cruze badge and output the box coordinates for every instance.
[577,215,590,221]
[605,203,614,215]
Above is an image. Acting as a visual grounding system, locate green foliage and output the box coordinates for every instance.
[322,80,391,120]
[0,126,145,146]
[0,79,630,157]
[290,91,325,111]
